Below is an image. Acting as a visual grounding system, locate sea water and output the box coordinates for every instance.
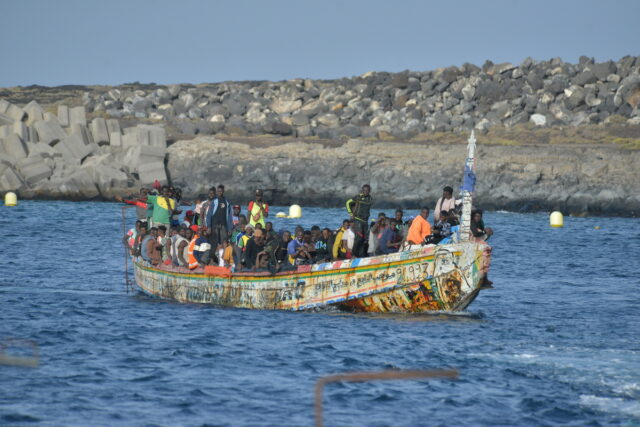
[0,201,639,426]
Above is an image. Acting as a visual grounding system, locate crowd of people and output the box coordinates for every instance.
[119,182,493,275]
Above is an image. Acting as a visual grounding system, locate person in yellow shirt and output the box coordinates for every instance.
[247,189,269,227]
[406,207,432,245]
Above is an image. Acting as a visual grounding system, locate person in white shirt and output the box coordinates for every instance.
[434,186,460,222]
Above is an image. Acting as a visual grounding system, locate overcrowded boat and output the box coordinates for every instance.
[129,132,492,313]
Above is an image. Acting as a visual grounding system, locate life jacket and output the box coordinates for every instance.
[187,235,200,270]
[248,201,268,227]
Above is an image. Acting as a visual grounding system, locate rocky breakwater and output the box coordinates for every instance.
[0,100,169,199]
[168,136,640,216]
[76,55,640,138]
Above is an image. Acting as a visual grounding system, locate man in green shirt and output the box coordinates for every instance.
[147,186,177,230]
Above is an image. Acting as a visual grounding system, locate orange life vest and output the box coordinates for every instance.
[187,235,199,270]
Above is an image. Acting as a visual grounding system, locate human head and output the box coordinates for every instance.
[208,186,216,200]
[255,189,263,201]
[362,184,371,196]
[342,219,351,229]
[322,228,331,239]
[255,223,263,231]
[158,225,167,237]
[217,184,225,198]
[443,186,453,200]
[149,227,158,237]
[258,253,269,268]
[185,210,194,219]
[441,210,448,221]
[233,205,241,216]
[185,228,193,240]
[161,185,171,197]
[302,230,312,243]
[378,212,386,219]
[178,226,187,237]
[139,222,148,235]
[282,230,291,242]
[472,209,483,222]
[265,221,273,232]
[295,229,303,240]
[395,209,403,221]
[238,214,247,226]
[245,224,254,236]
[311,225,321,240]
[420,207,430,219]
[135,220,142,232]
[253,228,264,243]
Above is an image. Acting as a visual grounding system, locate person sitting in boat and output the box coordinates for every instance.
[254,252,271,272]
[434,186,460,222]
[471,210,493,241]
[288,229,310,265]
[376,218,400,255]
[406,207,432,245]
[193,226,212,266]
[314,228,333,263]
[182,210,195,228]
[331,219,351,260]
[173,226,190,267]
[264,221,278,242]
[142,227,163,265]
[367,212,387,256]
[243,228,266,270]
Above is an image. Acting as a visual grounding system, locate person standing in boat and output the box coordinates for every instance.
[206,184,234,254]
[147,185,177,231]
[248,189,269,228]
[434,186,460,222]
[115,187,149,224]
[346,184,372,257]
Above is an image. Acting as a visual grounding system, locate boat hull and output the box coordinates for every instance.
[132,241,490,313]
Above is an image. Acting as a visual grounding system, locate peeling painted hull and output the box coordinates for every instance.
[132,241,491,313]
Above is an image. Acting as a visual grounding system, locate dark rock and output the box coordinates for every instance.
[591,61,617,81]
[526,71,544,91]
[338,124,361,138]
[391,73,409,89]
[572,70,597,86]
[545,74,570,95]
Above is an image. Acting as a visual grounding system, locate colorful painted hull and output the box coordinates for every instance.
[132,241,491,313]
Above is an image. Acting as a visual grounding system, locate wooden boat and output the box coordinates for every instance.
[131,132,492,313]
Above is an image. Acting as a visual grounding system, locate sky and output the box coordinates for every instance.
[1,0,638,87]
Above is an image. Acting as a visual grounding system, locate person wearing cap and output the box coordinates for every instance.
[232,205,241,226]
[248,189,269,228]
[182,210,195,227]
[434,186,460,222]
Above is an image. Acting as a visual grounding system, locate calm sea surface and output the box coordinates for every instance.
[1,201,639,426]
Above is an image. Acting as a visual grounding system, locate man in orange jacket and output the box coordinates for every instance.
[406,207,432,245]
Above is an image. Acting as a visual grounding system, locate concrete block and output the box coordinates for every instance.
[24,101,44,124]
[60,133,93,160]
[57,105,70,127]
[0,166,25,191]
[109,132,122,148]
[16,156,53,185]
[13,122,28,141]
[44,112,57,122]
[122,132,138,150]
[1,133,28,159]
[27,125,38,143]
[69,106,86,126]
[90,117,109,145]
[5,104,26,122]
[138,124,166,148]
[0,112,14,126]
[137,161,167,185]
[34,119,67,145]
[0,100,9,114]
[0,125,11,138]
[106,119,121,136]
[25,141,60,159]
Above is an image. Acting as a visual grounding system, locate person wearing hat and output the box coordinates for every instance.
[182,210,195,228]
[232,205,241,226]
[247,189,269,228]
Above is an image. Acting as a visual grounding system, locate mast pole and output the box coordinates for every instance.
[459,131,477,242]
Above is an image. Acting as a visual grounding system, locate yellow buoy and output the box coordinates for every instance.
[276,212,288,218]
[289,204,302,218]
[4,192,17,206]
[594,226,601,230]
[550,211,563,228]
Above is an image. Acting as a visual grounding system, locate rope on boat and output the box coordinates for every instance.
[121,206,134,294]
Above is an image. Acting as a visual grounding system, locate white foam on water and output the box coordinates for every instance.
[579,395,640,418]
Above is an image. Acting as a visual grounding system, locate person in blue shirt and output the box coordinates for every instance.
[376,219,400,255]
